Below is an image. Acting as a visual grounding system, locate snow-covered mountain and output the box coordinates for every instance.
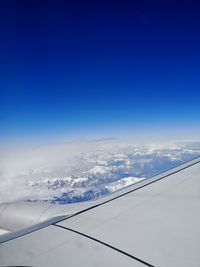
[0,140,199,204]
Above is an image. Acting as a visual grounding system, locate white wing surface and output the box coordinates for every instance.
[0,157,200,267]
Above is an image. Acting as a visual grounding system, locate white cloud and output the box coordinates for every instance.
[0,139,199,204]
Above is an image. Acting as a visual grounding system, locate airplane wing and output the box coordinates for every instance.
[0,157,200,267]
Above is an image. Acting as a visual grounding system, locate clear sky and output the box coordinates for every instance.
[1,1,200,144]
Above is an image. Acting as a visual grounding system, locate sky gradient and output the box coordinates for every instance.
[1,1,200,144]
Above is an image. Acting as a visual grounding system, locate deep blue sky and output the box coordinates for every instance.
[1,1,200,144]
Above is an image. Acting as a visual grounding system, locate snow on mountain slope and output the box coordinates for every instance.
[105,177,143,193]
[0,139,199,204]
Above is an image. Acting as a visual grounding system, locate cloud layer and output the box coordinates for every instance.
[0,139,199,204]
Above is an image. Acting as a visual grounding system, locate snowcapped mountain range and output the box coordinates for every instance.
[0,139,199,204]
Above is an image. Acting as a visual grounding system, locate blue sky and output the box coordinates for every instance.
[0,1,200,144]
